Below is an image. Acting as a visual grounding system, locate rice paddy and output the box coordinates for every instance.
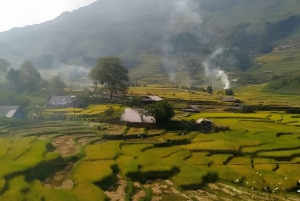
[1,103,300,200]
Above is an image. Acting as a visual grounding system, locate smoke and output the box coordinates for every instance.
[168,0,202,34]
[202,47,231,89]
[57,63,89,81]
[162,0,202,82]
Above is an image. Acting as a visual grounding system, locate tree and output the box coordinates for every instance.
[49,75,66,95]
[18,60,41,92]
[6,68,20,91]
[225,89,234,96]
[89,57,129,100]
[144,100,175,125]
[206,85,213,94]
[0,58,9,73]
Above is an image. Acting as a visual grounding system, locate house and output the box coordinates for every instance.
[0,106,24,119]
[224,107,243,112]
[220,97,236,102]
[48,96,77,107]
[183,105,201,113]
[120,108,155,123]
[196,118,214,132]
[140,95,163,105]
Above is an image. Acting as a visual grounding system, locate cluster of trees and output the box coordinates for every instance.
[144,100,175,125]
[0,59,68,120]
[225,89,234,96]
[206,85,213,94]
[6,60,66,96]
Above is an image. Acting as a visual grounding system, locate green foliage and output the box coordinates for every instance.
[104,106,114,116]
[0,90,30,108]
[123,96,142,107]
[206,85,213,94]
[242,105,255,113]
[76,92,108,108]
[18,60,42,92]
[6,61,43,93]
[49,75,66,95]
[225,89,234,96]
[145,100,175,125]
[89,57,129,100]
[125,178,134,201]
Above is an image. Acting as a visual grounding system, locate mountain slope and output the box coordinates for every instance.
[1,0,300,70]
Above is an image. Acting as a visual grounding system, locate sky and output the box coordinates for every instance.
[0,0,97,33]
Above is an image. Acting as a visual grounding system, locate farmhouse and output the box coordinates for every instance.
[183,105,201,113]
[196,118,214,132]
[224,106,243,112]
[120,108,155,123]
[48,96,77,107]
[220,97,236,102]
[0,106,24,119]
[140,95,163,105]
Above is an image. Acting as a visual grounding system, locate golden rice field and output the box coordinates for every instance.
[1,110,300,200]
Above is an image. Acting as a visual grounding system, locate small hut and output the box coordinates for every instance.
[196,118,214,132]
[183,105,201,113]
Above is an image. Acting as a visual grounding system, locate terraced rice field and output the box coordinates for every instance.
[0,111,300,200]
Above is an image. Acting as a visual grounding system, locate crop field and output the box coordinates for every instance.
[1,109,300,200]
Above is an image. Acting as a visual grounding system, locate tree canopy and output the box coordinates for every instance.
[6,60,41,93]
[89,57,129,100]
[145,100,175,125]
[49,75,66,95]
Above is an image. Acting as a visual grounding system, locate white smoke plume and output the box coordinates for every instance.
[202,48,231,89]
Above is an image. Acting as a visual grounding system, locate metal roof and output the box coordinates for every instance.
[48,96,76,105]
[120,108,155,123]
[196,118,213,124]
[0,106,20,118]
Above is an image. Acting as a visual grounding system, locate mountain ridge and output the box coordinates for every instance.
[1,0,300,70]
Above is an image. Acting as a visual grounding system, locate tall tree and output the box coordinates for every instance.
[49,75,66,95]
[0,58,9,73]
[6,68,20,91]
[89,57,129,100]
[18,60,41,92]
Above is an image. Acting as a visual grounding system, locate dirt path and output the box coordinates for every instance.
[52,134,97,157]
[44,162,74,189]
[105,175,127,201]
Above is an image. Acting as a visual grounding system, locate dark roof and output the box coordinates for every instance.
[183,105,201,112]
[49,96,76,105]
[224,107,243,112]
[220,97,235,102]
[0,106,20,117]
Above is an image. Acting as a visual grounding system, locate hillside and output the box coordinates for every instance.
[1,0,300,86]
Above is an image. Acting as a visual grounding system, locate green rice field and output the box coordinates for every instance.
[0,109,300,200]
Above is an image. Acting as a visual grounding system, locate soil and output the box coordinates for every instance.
[52,134,98,157]
[44,162,74,189]
[105,175,127,201]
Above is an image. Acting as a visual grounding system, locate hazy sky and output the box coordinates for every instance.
[0,0,97,33]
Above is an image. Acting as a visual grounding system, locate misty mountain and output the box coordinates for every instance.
[1,0,300,69]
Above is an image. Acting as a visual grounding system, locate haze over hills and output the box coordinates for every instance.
[1,0,300,85]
